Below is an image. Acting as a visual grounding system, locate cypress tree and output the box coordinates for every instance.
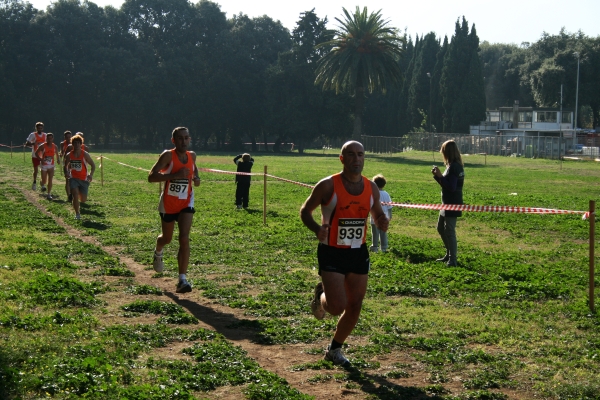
[440,17,486,133]
[430,36,448,133]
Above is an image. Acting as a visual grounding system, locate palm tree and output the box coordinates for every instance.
[315,6,405,139]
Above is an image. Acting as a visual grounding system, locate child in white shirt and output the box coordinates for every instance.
[370,174,392,253]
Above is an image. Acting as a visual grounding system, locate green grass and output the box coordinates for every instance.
[1,149,599,399]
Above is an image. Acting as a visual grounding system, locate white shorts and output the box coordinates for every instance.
[41,165,55,171]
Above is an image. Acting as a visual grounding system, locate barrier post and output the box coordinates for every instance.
[11,142,13,158]
[100,155,104,187]
[590,200,596,312]
[23,143,26,162]
[485,153,487,166]
[263,165,267,225]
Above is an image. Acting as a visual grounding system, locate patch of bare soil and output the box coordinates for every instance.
[18,185,528,400]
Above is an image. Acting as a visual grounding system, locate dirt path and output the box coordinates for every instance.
[18,186,464,400]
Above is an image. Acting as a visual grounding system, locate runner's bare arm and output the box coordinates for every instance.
[191,152,201,187]
[84,152,96,179]
[148,150,190,183]
[55,145,61,165]
[300,178,333,241]
[35,144,44,159]
[63,154,71,176]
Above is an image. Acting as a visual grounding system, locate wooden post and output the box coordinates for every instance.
[590,200,596,312]
[100,155,104,187]
[10,141,13,158]
[263,165,267,225]
[485,153,487,166]
[23,143,26,162]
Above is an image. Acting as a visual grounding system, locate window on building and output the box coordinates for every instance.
[488,111,499,122]
[519,112,532,122]
[561,112,572,123]
[536,111,557,122]
[501,111,513,121]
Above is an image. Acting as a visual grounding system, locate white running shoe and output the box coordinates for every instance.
[324,345,350,366]
[41,185,47,192]
[152,252,164,273]
[47,194,52,200]
[176,280,192,294]
[32,182,37,190]
[310,282,326,320]
[75,214,81,220]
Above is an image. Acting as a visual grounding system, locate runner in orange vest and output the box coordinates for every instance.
[300,141,389,366]
[64,134,95,220]
[148,127,201,294]
[25,122,47,191]
[35,133,61,200]
[59,130,73,202]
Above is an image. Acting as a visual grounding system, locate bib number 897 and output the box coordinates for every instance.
[169,183,185,193]
[339,227,362,240]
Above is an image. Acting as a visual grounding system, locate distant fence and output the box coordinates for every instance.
[361,133,600,160]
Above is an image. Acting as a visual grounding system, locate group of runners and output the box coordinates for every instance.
[147,128,389,364]
[24,123,463,367]
[25,122,96,219]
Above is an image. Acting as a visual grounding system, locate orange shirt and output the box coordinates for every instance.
[60,140,70,155]
[30,132,46,156]
[160,149,194,214]
[68,150,88,180]
[39,143,57,167]
[320,173,374,248]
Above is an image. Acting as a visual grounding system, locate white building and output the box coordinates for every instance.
[470,101,574,138]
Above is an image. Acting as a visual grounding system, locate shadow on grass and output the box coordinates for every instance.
[342,364,442,399]
[0,347,18,399]
[81,220,110,230]
[164,292,262,342]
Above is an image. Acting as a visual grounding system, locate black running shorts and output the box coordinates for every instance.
[317,243,370,275]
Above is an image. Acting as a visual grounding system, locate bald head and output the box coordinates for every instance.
[341,140,364,156]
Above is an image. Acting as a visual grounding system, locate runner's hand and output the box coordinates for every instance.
[317,224,330,242]
[376,214,389,232]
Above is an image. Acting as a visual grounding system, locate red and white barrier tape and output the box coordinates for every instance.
[383,202,589,219]
[265,174,315,189]
[99,155,151,172]
[197,168,258,176]
[0,143,26,149]
[95,157,592,220]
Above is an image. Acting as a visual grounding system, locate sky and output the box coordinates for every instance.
[26,0,600,45]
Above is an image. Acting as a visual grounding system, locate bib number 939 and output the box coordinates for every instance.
[337,218,366,247]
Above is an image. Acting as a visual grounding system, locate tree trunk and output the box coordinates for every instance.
[353,87,365,140]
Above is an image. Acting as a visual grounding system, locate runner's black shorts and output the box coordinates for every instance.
[159,207,195,223]
[317,243,370,275]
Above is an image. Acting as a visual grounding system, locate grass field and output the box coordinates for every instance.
[0,148,599,399]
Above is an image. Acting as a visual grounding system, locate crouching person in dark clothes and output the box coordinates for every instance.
[233,153,254,209]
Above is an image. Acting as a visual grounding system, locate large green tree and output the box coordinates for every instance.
[265,9,351,152]
[439,17,486,133]
[315,6,404,139]
[520,29,600,128]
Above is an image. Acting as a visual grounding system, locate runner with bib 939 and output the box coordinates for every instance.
[300,140,389,366]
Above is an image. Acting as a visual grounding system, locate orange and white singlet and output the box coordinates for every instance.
[60,140,70,155]
[320,173,374,248]
[39,144,57,168]
[31,132,46,157]
[158,149,194,214]
[68,150,88,180]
